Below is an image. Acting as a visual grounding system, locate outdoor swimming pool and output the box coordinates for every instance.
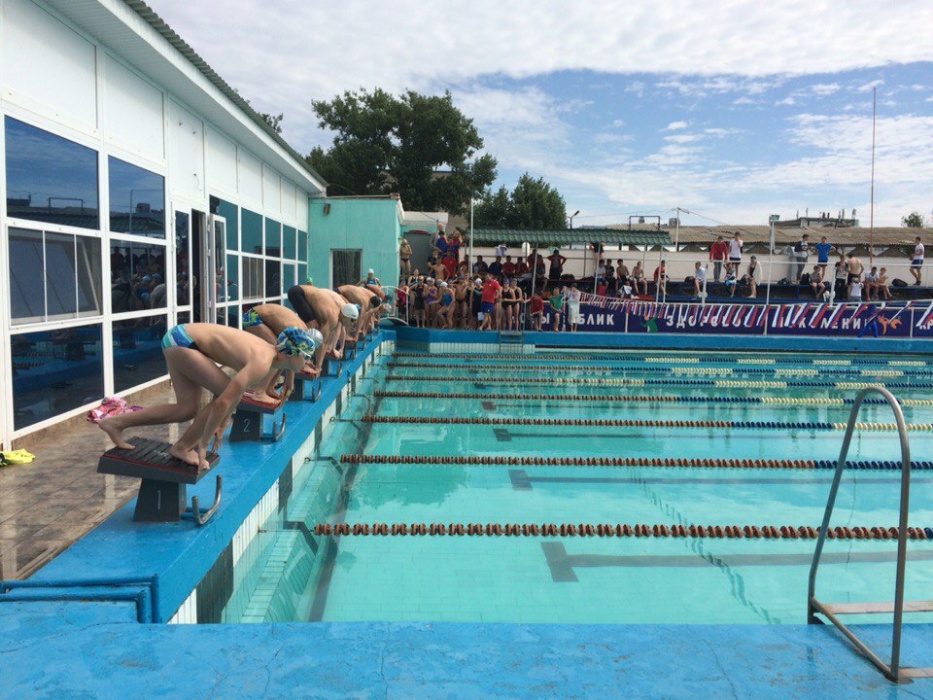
[221,348,933,626]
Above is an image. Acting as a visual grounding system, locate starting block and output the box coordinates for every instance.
[320,357,342,377]
[97,438,221,525]
[290,370,323,402]
[229,394,286,442]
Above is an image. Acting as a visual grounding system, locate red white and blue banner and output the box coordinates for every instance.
[542,295,933,338]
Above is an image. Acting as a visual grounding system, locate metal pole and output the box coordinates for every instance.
[765,220,775,308]
[869,87,876,265]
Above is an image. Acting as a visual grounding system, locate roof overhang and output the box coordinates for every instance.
[45,0,326,194]
[469,228,671,247]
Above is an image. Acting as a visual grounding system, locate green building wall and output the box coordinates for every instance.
[307,197,401,290]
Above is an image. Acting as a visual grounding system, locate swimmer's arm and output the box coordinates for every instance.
[198,362,269,456]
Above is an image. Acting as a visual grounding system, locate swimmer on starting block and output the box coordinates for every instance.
[99,323,318,469]
[243,303,325,397]
[338,285,382,340]
[286,284,360,372]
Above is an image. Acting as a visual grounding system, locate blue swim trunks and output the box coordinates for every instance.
[161,324,199,352]
[242,307,263,327]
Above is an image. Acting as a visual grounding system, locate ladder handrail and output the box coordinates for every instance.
[807,385,912,681]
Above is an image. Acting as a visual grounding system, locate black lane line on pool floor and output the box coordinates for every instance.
[507,470,933,491]
[541,542,933,583]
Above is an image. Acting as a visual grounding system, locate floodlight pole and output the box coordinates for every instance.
[468,196,474,270]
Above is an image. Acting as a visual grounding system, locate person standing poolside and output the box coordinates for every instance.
[692,261,707,298]
[846,252,864,298]
[242,303,325,396]
[812,236,834,275]
[99,323,316,469]
[358,269,386,301]
[399,238,412,275]
[709,236,728,282]
[746,256,762,298]
[478,273,502,331]
[793,233,810,282]
[565,282,582,332]
[910,236,925,285]
[548,286,564,331]
[723,262,737,298]
[728,231,743,271]
[547,249,567,281]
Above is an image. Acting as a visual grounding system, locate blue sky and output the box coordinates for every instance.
[147,1,933,227]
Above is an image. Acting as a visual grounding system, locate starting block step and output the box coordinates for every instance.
[291,370,323,402]
[230,395,286,442]
[97,438,221,524]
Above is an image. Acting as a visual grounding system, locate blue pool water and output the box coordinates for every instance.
[221,349,933,626]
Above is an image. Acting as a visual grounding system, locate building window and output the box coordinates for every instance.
[265,259,280,298]
[283,225,296,259]
[332,250,361,289]
[9,228,102,323]
[241,208,262,254]
[110,241,167,313]
[264,218,281,256]
[4,117,99,230]
[112,314,168,392]
[108,157,165,238]
[11,324,104,431]
[242,257,264,299]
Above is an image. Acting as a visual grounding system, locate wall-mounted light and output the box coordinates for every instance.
[323,203,331,215]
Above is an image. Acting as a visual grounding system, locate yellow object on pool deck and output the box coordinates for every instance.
[1,449,35,464]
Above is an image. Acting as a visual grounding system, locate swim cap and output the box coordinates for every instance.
[304,276,313,285]
[439,281,448,287]
[368,268,375,275]
[276,326,318,360]
[341,303,359,320]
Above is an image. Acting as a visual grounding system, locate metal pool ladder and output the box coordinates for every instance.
[808,386,933,683]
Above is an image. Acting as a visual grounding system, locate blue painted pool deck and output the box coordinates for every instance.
[2,328,932,699]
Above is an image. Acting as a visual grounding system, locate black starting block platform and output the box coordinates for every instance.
[230,395,286,442]
[97,438,221,525]
[320,356,342,377]
[291,370,323,402]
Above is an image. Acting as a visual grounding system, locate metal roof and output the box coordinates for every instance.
[469,228,670,247]
[671,225,932,247]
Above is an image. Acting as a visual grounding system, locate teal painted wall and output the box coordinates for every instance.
[307,197,401,289]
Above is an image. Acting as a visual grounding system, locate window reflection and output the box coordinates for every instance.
[282,262,296,294]
[113,314,168,392]
[108,157,165,238]
[110,242,167,313]
[10,228,102,322]
[175,212,191,307]
[242,257,264,299]
[4,117,99,230]
[298,231,308,262]
[225,253,239,302]
[265,218,281,256]
[283,225,296,259]
[216,199,238,251]
[265,259,280,298]
[242,209,262,254]
[11,324,104,430]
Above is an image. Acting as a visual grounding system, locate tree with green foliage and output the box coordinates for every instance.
[901,211,927,228]
[260,112,284,135]
[473,173,567,229]
[306,88,496,214]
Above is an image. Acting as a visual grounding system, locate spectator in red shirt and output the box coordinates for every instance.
[709,236,728,282]
[478,273,502,330]
[441,252,457,278]
[502,255,517,277]
[527,290,545,330]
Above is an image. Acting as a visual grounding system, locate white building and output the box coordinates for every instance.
[0,0,326,447]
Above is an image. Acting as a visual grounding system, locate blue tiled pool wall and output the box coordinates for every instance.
[215,380,377,623]
[153,335,395,624]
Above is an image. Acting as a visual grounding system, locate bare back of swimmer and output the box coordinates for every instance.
[338,285,381,338]
[243,303,321,394]
[286,285,357,371]
[99,323,311,469]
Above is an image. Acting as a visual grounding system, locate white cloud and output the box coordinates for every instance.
[811,83,841,95]
[664,121,688,131]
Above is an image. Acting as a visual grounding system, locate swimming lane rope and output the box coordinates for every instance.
[340,454,933,470]
[385,375,932,390]
[359,415,933,431]
[372,390,933,407]
[386,362,928,378]
[391,352,930,368]
[313,522,933,540]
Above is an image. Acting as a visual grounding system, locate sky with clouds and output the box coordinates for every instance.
[147,0,933,227]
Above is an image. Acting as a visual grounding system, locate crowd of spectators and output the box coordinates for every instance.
[391,230,927,330]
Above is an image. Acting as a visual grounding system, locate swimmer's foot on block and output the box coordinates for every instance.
[97,438,219,522]
[98,437,218,481]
